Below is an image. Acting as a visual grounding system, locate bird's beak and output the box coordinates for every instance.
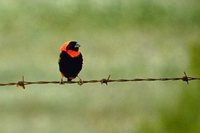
[74,43,81,48]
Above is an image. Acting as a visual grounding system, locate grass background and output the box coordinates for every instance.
[0,0,200,132]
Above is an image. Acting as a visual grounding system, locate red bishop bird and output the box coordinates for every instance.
[58,41,83,83]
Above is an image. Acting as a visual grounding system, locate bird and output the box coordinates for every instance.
[58,41,83,83]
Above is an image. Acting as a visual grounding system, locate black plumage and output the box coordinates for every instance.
[58,41,83,81]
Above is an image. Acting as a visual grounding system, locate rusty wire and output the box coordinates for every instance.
[0,72,200,89]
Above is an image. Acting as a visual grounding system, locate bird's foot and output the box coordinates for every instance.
[77,76,84,85]
[60,78,64,85]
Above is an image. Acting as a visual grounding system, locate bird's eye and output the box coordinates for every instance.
[74,43,80,48]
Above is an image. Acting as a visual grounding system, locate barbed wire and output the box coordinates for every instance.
[0,72,200,89]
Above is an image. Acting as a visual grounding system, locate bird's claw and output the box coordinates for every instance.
[77,76,84,85]
[60,78,64,85]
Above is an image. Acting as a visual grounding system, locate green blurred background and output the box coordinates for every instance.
[0,0,200,132]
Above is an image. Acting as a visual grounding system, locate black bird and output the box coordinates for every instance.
[58,41,83,83]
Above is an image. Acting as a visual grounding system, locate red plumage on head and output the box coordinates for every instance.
[60,41,80,58]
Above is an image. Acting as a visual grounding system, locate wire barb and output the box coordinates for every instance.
[101,75,111,85]
[16,76,25,89]
[182,72,189,84]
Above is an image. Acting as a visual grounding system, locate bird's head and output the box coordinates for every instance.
[66,41,80,51]
[60,41,81,58]
[60,41,80,52]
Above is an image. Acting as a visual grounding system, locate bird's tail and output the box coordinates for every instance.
[67,78,73,82]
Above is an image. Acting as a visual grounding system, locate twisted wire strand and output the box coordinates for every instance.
[0,72,200,89]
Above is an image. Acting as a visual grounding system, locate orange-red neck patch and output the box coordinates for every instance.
[66,50,80,58]
[60,41,69,52]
